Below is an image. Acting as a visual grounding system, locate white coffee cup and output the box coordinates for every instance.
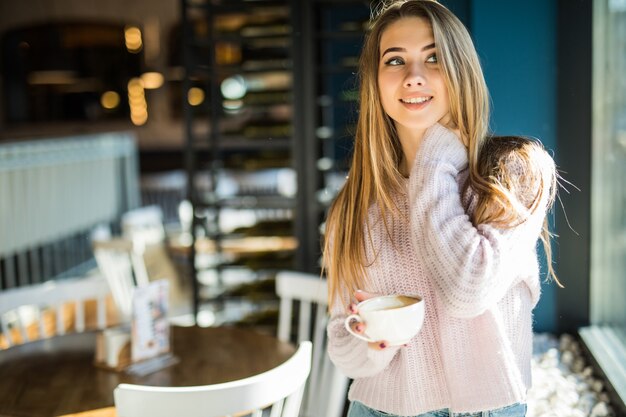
[344,294,425,346]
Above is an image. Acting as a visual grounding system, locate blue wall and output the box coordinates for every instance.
[470,0,558,332]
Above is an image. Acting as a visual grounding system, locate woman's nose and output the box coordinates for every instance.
[404,65,426,88]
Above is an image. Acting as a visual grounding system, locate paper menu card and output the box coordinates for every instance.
[131,279,170,362]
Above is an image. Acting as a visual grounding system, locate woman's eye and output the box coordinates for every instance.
[426,54,438,64]
[385,57,404,66]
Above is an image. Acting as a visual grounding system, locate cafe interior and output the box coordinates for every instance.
[0,0,624,416]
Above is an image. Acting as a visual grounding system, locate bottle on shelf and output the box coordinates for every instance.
[221,71,292,100]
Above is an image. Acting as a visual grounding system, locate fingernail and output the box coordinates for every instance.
[356,324,363,332]
[349,304,356,313]
[355,289,363,293]
[379,342,386,349]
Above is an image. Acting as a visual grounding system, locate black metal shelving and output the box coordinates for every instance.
[180,0,373,323]
[305,0,371,269]
[181,0,304,324]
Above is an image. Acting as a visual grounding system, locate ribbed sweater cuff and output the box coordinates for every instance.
[415,123,468,171]
[328,320,401,378]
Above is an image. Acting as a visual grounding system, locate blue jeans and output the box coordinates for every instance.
[347,401,527,417]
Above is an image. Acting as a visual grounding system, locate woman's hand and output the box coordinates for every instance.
[347,290,390,351]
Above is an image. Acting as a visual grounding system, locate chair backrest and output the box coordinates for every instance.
[93,236,190,323]
[92,238,149,321]
[121,205,166,246]
[114,341,312,417]
[275,271,349,417]
[0,274,112,348]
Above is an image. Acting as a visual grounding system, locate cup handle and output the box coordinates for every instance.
[344,314,375,343]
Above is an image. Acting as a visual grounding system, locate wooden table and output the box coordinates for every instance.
[0,326,295,417]
[168,235,298,257]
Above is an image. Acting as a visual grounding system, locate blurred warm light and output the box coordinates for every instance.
[141,72,164,89]
[131,110,148,126]
[215,42,242,65]
[128,94,145,103]
[127,77,144,89]
[188,87,205,106]
[27,70,77,85]
[127,77,148,125]
[129,99,147,109]
[124,26,143,53]
[100,91,120,109]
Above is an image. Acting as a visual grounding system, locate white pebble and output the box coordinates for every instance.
[560,333,574,349]
[578,392,597,414]
[591,379,604,393]
[590,402,609,417]
[572,358,586,373]
[528,333,616,417]
[561,350,574,366]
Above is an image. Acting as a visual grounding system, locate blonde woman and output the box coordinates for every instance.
[324,1,559,416]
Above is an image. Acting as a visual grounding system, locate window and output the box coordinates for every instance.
[579,0,626,406]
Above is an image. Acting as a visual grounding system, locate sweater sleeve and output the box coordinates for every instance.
[326,292,400,379]
[408,123,554,319]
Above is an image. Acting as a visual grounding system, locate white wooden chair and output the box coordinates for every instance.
[93,236,192,324]
[0,274,112,348]
[92,238,149,321]
[114,341,312,417]
[121,205,166,246]
[276,271,349,417]
[94,206,191,323]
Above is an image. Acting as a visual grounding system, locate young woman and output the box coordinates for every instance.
[323,1,559,416]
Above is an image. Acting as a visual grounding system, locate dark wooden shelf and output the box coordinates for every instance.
[185,0,290,12]
[199,195,296,209]
[317,65,358,74]
[191,136,292,151]
[316,31,365,40]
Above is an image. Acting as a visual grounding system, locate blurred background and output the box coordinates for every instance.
[0,0,624,407]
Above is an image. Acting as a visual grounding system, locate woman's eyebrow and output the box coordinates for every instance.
[381,43,436,57]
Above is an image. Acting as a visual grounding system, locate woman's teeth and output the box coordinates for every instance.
[401,96,432,104]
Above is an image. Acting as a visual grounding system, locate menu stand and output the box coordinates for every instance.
[94,280,177,375]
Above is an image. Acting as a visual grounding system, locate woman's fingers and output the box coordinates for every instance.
[348,320,387,350]
[368,340,389,351]
[348,291,387,350]
[350,321,366,334]
[354,290,379,302]
[347,291,408,351]
[348,290,381,315]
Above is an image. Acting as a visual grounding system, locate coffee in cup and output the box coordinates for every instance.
[344,294,424,346]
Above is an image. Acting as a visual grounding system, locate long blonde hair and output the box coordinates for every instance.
[323,0,559,308]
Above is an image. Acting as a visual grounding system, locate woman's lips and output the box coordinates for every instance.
[399,96,433,110]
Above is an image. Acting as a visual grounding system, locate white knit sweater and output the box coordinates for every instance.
[327,123,555,415]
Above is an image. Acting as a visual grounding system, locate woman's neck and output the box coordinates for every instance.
[397,124,426,177]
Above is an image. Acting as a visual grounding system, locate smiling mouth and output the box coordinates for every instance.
[400,96,433,104]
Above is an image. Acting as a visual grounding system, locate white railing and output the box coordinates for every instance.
[0,132,140,288]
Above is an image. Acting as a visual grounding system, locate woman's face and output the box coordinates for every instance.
[377,16,450,137]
